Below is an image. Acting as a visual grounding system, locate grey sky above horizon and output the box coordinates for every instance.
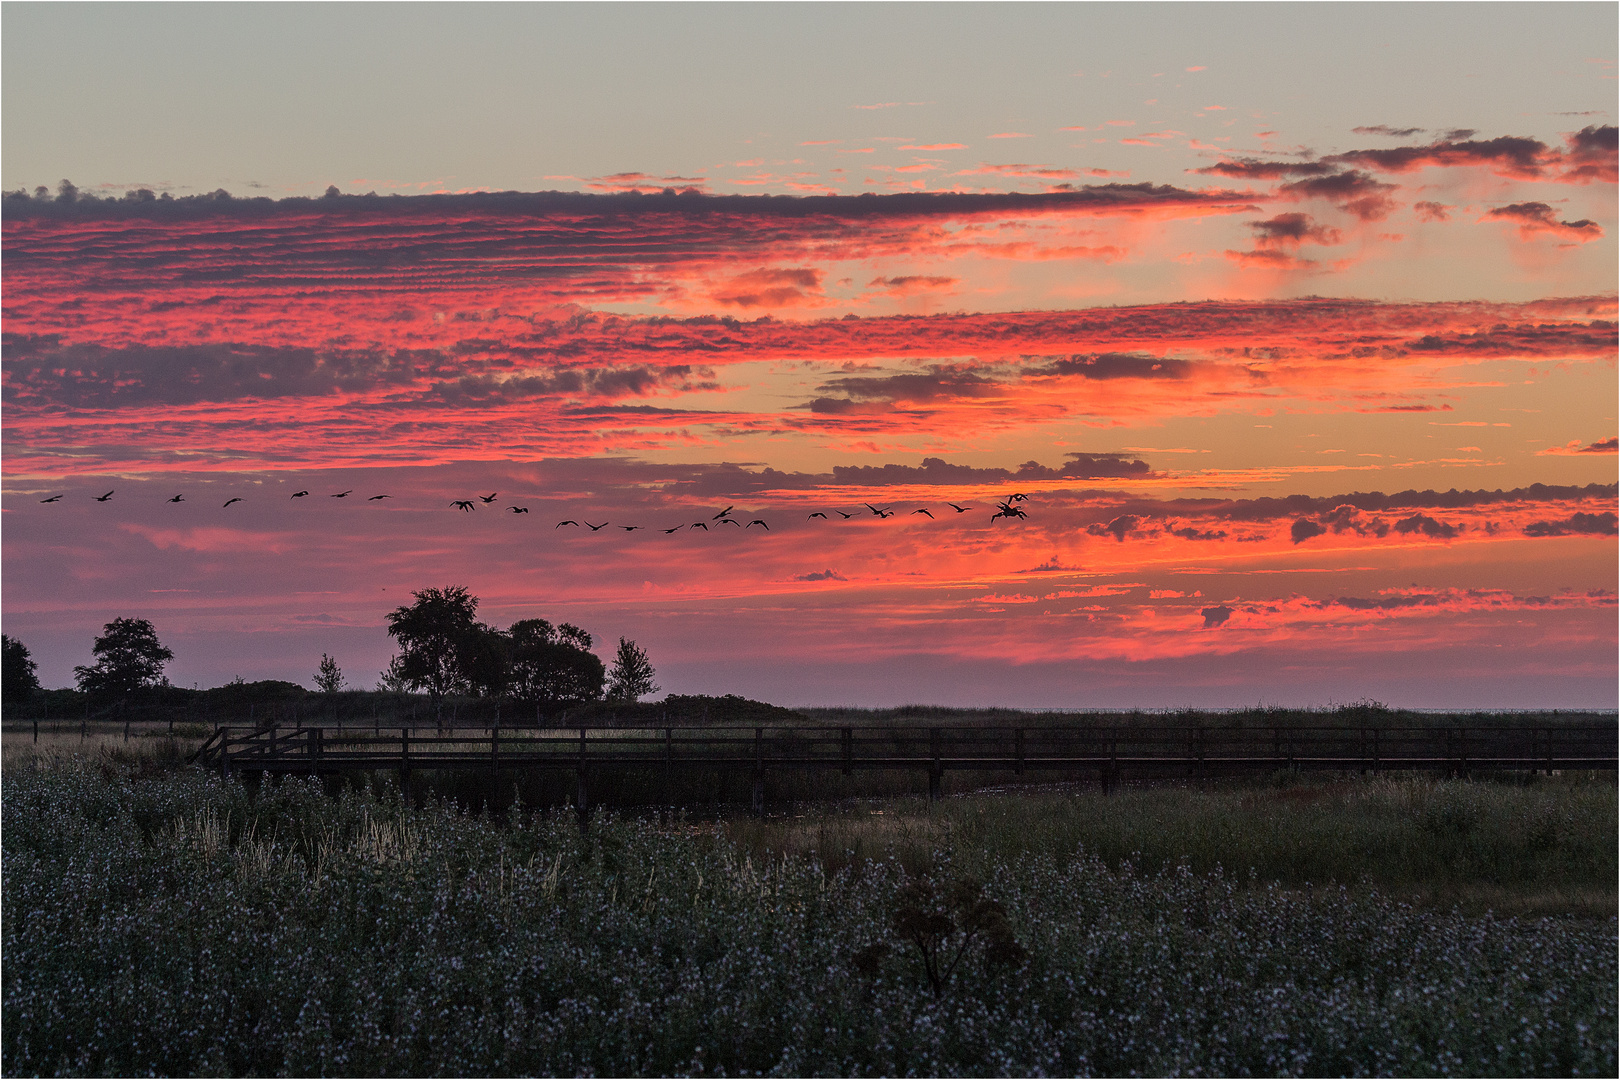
[5,3,1614,198]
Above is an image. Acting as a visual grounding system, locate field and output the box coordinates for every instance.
[3,728,1615,1077]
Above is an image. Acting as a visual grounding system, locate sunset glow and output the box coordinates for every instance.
[3,5,1614,706]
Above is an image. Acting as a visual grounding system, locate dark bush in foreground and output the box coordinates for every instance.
[3,763,1615,1076]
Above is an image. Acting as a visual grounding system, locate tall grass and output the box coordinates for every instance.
[725,775,1619,917]
[4,758,1615,1076]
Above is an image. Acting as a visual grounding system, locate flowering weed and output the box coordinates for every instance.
[4,760,1615,1076]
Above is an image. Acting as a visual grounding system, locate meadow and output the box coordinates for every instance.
[2,734,1615,1077]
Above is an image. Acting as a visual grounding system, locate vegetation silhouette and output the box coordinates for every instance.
[3,636,40,706]
[73,618,173,699]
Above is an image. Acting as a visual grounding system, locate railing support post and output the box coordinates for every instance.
[576,727,589,827]
[928,727,942,803]
[751,727,765,817]
[400,728,411,805]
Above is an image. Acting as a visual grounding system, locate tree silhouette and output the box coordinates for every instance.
[384,586,480,706]
[457,623,512,698]
[3,635,40,707]
[507,619,604,705]
[606,637,659,702]
[73,618,173,698]
[313,653,345,694]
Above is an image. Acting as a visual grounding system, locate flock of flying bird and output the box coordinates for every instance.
[33,489,1033,531]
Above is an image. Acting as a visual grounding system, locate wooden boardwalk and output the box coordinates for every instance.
[195,721,1618,809]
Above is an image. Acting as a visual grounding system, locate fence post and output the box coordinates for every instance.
[33,716,38,744]
[664,726,674,804]
[751,727,765,817]
[1015,727,1025,775]
[576,727,589,824]
[1545,727,1554,776]
[842,727,853,776]
[400,728,411,804]
[928,727,942,803]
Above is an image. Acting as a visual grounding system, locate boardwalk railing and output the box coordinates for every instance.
[194,722,1618,807]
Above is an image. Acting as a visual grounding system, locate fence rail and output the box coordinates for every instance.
[195,722,1618,808]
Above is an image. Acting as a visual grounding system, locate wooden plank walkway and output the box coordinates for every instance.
[195,722,1618,807]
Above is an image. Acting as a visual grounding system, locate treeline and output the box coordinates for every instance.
[379,585,655,706]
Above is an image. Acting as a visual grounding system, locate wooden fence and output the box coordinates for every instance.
[193,722,1618,812]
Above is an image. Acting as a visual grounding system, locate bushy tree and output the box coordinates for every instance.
[73,618,173,697]
[383,589,604,705]
[507,619,604,705]
[383,586,480,705]
[606,637,659,702]
[457,624,511,698]
[3,635,41,706]
[313,653,345,693]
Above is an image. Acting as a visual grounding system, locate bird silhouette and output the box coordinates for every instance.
[1009,492,1029,503]
[368,494,391,501]
[291,491,309,498]
[720,518,742,527]
[619,525,642,531]
[478,493,498,504]
[331,490,353,498]
[40,494,63,503]
[864,503,892,517]
[912,508,934,519]
[990,499,1028,521]
[556,520,580,528]
[946,502,972,513]
[808,512,828,519]
[507,506,529,514]
[223,498,243,508]
[167,495,185,503]
[835,510,854,519]
[586,522,609,531]
[661,526,683,533]
[747,519,769,530]
[690,522,709,530]
[451,500,476,512]
[94,491,114,502]
[713,506,734,520]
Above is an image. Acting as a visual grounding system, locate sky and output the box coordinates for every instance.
[2,3,1615,709]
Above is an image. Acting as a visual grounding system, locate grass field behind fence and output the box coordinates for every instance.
[2,750,1616,1076]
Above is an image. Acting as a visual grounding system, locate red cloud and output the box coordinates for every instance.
[1248,212,1343,248]
[866,275,958,297]
[1537,437,1619,456]
[1206,126,1617,188]
[955,163,1079,179]
[580,173,710,194]
[711,268,824,308]
[1483,202,1604,242]
[1277,171,1398,222]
